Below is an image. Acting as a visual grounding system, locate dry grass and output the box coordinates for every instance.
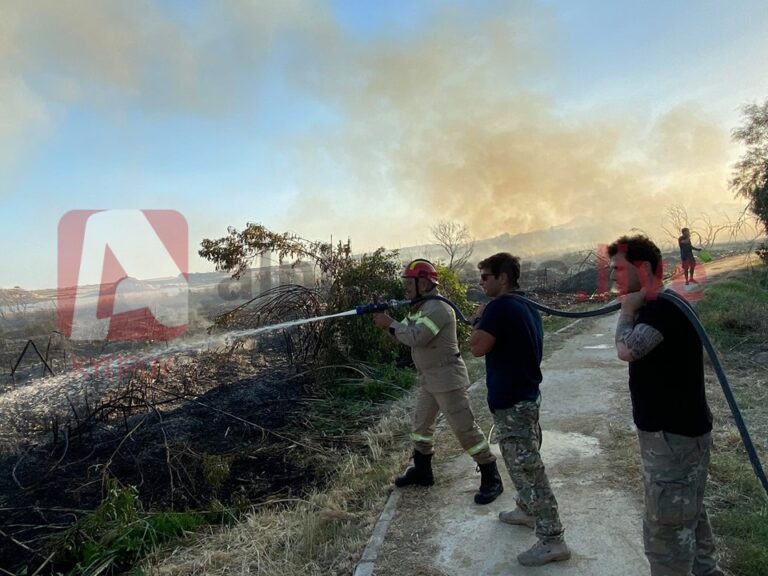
[141,395,415,575]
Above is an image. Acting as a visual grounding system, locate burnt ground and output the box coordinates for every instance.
[0,285,348,573]
[0,362,339,574]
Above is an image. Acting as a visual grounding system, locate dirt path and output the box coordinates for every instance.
[362,313,652,575]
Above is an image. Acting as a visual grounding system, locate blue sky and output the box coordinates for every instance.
[1,0,767,288]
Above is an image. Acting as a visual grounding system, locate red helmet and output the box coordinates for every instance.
[402,259,439,285]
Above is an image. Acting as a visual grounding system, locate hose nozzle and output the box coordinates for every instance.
[355,299,411,315]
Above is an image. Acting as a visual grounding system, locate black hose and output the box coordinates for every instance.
[413,292,768,498]
[409,294,472,323]
[516,297,622,318]
[657,290,768,498]
[412,293,620,323]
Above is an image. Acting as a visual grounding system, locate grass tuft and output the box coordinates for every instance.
[712,508,768,576]
[695,273,768,348]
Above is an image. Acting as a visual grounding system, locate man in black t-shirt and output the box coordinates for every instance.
[608,234,723,576]
[678,227,702,285]
[470,252,570,567]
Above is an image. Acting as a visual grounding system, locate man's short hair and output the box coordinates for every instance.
[607,235,663,276]
[478,252,521,288]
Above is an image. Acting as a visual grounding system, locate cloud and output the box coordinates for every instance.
[0,0,330,195]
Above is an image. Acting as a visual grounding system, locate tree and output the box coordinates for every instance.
[660,204,690,244]
[199,223,352,281]
[731,100,768,235]
[661,204,736,251]
[199,224,405,364]
[430,220,475,271]
[0,287,33,324]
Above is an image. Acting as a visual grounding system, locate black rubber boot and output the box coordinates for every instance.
[395,450,434,487]
[474,461,504,504]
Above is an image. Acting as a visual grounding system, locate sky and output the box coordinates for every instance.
[1,0,767,289]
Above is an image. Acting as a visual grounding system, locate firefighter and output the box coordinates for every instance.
[373,259,503,504]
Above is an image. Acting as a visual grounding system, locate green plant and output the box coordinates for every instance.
[306,363,416,435]
[199,225,407,366]
[710,453,766,504]
[541,315,572,333]
[693,276,768,348]
[55,479,210,575]
[713,510,768,576]
[692,267,768,574]
[435,264,473,343]
[199,223,353,280]
[323,248,406,364]
[731,99,768,235]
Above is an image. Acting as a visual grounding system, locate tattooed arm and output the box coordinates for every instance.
[615,312,664,362]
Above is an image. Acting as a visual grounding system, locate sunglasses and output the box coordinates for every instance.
[480,273,496,281]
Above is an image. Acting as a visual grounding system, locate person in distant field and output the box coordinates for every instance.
[608,234,723,576]
[678,227,702,285]
[372,259,503,505]
[469,252,570,567]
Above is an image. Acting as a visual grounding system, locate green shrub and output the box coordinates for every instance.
[55,480,211,575]
[322,248,406,365]
[200,225,407,365]
[435,264,473,343]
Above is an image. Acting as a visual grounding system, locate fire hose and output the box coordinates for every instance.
[355,292,768,498]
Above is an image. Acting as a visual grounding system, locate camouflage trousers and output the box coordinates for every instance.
[411,386,495,465]
[638,430,723,576]
[493,397,564,542]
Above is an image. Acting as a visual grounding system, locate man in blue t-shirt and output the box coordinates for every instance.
[469,252,570,567]
[608,234,722,576]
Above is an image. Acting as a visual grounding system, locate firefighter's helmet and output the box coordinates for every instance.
[402,259,439,285]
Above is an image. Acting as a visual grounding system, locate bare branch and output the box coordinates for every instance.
[429,220,475,271]
[660,204,690,243]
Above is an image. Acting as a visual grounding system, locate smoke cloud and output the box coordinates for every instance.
[275,1,738,251]
[0,0,744,254]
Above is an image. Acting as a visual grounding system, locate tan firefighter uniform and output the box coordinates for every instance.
[389,288,495,465]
